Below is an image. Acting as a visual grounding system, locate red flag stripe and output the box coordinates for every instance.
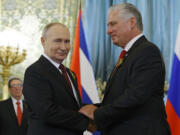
[71,11,82,98]
[166,99,180,135]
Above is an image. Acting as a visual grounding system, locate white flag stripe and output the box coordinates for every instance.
[175,22,180,61]
[80,49,100,103]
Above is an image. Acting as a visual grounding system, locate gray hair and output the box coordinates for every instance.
[109,3,143,31]
[42,22,68,38]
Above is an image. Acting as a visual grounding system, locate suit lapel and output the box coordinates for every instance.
[67,69,82,106]
[103,36,147,99]
[6,98,19,126]
[21,101,28,128]
[39,56,80,106]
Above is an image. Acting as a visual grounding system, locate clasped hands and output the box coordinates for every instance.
[79,105,97,132]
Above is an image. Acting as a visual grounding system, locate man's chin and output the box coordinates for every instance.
[112,40,118,45]
[55,57,67,63]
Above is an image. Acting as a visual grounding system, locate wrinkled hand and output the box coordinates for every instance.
[79,105,97,120]
[87,120,97,132]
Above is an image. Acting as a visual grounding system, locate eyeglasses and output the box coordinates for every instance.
[10,84,23,88]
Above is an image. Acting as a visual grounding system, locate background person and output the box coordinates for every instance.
[0,77,28,135]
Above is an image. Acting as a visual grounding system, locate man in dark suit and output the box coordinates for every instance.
[79,3,171,135]
[0,77,28,135]
[23,23,92,135]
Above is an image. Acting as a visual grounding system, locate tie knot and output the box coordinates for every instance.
[119,50,127,59]
[16,101,20,105]
[59,64,66,72]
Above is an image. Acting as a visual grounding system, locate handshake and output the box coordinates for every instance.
[79,105,98,133]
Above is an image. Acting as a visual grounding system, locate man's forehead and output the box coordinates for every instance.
[11,79,21,83]
[47,24,69,32]
[107,13,117,24]
[47,26,70,38]
[50,25,68,32]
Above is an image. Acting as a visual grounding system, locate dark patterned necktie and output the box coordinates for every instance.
[59,64,73,90]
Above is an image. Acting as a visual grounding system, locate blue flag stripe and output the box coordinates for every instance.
[79,13,90,62]
[81,87,93,104]
[168,54,180,117]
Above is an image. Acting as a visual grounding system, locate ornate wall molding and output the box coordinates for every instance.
[0,0,81,98]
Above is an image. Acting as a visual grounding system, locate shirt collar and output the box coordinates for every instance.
[42,53,60,69]
[124,33,143,52]
[11,96,22,104]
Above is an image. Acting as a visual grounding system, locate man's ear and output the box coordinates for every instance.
[130,17,137,29]
[41,37,45,47]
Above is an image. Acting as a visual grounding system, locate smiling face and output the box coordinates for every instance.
[107,10,133,48]
[41,24,70,64]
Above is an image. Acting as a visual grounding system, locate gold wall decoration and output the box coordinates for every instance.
[0,46,26,99]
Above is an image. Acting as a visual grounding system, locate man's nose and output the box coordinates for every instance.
[107,26,112,35]
[59,42,66,50]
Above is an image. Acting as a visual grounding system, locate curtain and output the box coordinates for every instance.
[84,0,180,84]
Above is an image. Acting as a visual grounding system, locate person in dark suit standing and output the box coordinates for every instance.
[79,3,171,135]
[0,77,28,135]
[23,23,93,135]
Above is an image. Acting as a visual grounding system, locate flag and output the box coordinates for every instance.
[166,22,180,135]
[71,9,100,135]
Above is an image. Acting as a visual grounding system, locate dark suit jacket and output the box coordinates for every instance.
[0,98,28,135]
[23,55,89,135]
[94,36,171,135]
